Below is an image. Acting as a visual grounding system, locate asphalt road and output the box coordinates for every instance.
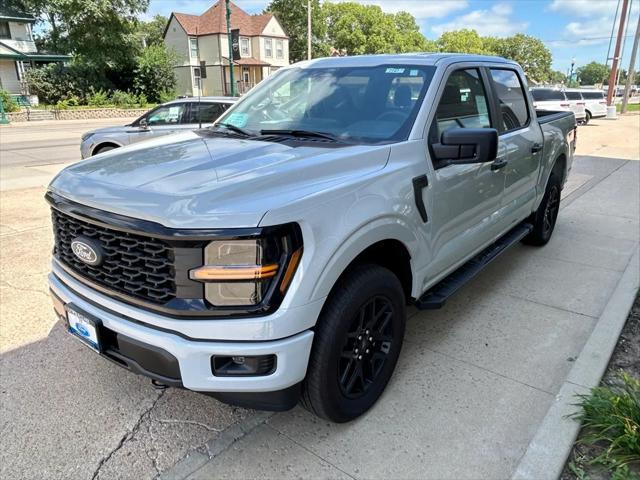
[0,115,638,480]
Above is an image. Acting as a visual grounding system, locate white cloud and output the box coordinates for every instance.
[550,0,639,49]
[430,3,529,37]
[549,0,621,18]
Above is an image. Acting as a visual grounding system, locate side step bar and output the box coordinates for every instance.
[415,223,533,310]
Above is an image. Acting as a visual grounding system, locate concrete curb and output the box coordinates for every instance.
[512,246,640,480]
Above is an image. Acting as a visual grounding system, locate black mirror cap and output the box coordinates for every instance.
[440,128,498,163]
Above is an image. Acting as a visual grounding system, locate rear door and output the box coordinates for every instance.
[488,67,543,228]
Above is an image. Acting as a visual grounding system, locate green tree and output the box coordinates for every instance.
[266,0,328,63]
[549,70,567,84]
[138,14,168,47]
[490,34,552,83]
[323,2,431,55]
[21,0,149,90]
[436,29,490,55]
[134,44,177,103]
[576,62,609,86]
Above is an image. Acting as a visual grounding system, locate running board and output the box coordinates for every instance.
[415,223,533,310]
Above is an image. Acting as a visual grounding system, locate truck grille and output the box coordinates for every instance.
[51,209,176,304]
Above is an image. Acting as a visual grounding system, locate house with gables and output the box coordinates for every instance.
[164,1,289,97]
[0,5,70,102]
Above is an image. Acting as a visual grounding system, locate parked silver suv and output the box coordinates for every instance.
[80,97,237,158]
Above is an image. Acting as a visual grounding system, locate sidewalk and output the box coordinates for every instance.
[164,120,640,479]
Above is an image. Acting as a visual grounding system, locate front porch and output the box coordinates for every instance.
[222,57,270,96]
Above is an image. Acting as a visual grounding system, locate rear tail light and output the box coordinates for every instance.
[577,102,585,105]
[560,103,570,107]
[599,101,607,104]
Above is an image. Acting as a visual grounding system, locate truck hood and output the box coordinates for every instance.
[49,130,391,228]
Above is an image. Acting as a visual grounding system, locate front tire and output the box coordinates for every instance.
[301,264,406,422]
[584,111,591,124]
[523,173,561,246]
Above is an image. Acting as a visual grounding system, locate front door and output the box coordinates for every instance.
[420,67,506,285]
[127,102,189,144]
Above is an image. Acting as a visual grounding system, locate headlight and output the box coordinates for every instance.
[81,132,95,142]
[189,224,302,308]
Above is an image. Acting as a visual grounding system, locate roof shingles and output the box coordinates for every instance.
[173,1,286,38]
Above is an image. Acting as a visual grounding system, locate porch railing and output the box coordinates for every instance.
[225,81,256,96]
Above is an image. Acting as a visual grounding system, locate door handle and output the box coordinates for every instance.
[490,158,508,171]
[531,143,543,153]
[412,174,429,223]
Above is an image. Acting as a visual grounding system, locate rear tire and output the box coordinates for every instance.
[584,111,591,124]
[523,173,561,246]
[301,264,406,422]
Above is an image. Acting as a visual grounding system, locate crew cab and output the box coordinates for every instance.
[47,54,576,422]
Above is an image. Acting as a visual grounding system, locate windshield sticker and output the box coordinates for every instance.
[409,69,419,77]
[385,67,405,74]
[225,112,248,127]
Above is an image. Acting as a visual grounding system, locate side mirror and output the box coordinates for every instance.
[139,118,149,130]
[432,128,498,168]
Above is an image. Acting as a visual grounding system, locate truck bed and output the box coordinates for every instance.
[536,109,575,125]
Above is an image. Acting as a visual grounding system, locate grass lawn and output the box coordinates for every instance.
[616,103,640,112]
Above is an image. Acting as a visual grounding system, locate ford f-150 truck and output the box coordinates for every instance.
[47,54,576,423]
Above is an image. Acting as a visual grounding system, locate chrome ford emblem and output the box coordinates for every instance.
[71,237,103,266]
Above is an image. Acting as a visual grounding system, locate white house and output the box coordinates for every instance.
[0,5,70,101]
[164,0,289,97]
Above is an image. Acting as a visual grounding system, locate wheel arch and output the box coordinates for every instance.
[92,141,122,156]
[308,220,419,306]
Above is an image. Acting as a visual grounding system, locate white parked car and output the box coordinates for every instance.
[577,89,608,122]
[530,88,587,124]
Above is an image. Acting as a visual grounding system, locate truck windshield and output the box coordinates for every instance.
[215,65,437,144]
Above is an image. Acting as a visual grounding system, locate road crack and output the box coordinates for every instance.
[91,389,166,480]
[155,419,223,432]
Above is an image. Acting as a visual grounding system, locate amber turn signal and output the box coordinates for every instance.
[190,264,279,281]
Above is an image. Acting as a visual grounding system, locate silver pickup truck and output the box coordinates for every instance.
[47,54,576,422]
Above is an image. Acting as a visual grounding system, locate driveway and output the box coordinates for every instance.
[0,115,638,479]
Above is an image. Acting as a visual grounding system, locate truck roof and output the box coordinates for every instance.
[296,53,517,69]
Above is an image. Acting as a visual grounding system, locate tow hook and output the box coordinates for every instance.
[151,379,169,390]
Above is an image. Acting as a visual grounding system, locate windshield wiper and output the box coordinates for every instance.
[215,122,252,137]
[259,129,343,142]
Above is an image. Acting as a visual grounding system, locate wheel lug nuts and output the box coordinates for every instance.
[354,348,359,353]
[358,355,362,360]
[358,335,362,340]
[369,337,373,342]
[366,349,370,354]
[365,330,369,334]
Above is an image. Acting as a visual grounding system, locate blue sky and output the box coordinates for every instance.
[146,0,640,73]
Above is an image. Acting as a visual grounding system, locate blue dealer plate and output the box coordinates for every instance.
[66,306,101,352]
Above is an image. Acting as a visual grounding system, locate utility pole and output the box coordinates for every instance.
[621,14,639,113]
[607,0,629,107]
[307,0,312,60]
[226,0,236,97]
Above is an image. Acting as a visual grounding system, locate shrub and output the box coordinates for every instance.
[110,90,139,107]
[24,62,112,104]
[134,44,177,103]
[86,89,110,107]
[0,89,19,112]
[572,372,640,473]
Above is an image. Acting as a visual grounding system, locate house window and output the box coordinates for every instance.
[264,38,272,58]
[190,38,198,59]
[276,40,283,59]
[240,37,250,56]
[193,67,201,88]
[0,21,10,39]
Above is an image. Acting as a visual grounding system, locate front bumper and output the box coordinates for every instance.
[49,269,315,395]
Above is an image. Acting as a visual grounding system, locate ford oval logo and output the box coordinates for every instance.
[75,322,90,337]
[71,237,103,266]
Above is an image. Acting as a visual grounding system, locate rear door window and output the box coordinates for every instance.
[564,91,583,100]
[531,89,565,101]
[186,103,230,124]
[489,69,530,131]
[434,68,491,136]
